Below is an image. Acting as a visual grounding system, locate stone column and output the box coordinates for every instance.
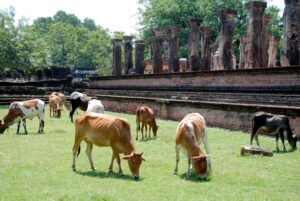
[112,39,122,76]
[239,35,248,69]
[168,25,181,73]
[244,1,267,68]
[187,18,202,71]
[201,26,213,71]
[262,14,272,67]
[216,9,237,70]
[281,0,300,66]
[135,40,145,74]
[268,36,280,67]
[152,28,164,73]
[123,36,133,74]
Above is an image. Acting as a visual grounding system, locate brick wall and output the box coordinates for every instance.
[88,66,300,137]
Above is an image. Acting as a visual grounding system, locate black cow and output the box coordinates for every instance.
[69,95,96,123]
[250,111,297,151]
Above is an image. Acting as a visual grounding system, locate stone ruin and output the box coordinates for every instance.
[0,66,71,81]
[281,0,300,66]
[111,1,299,75]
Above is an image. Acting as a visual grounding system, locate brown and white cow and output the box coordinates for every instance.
[250,111,297,151]
[174,113,211,180]
[0,99,45,134]
[72,112,145,180]
[136,106,158,140]
[49,94,63,118]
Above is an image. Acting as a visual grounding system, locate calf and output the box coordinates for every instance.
[0,99,45,134]
[250,111,297,151]
[136,106,158,140]
[86,99,105,114]
[50,92,71,111]
[49,94,63,118]
[174,113,211,180]
[69,93,95,122]
[72,112,145,180]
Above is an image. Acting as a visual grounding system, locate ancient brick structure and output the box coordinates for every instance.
[281,0,300,66]
[150,28,164,73]
[243,1,267,69]
[123,36,133,75]
[112,39,122,76]
[262,14,272,67]
[200,26,212,71]
[216,9,237,70]
[187,18,202,71]
[168,25,181,73]
[268,36,280,67]
[135,40,145,74]
[239,35,247,69]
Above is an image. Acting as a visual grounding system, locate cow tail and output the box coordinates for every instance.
[136,108,140,131]
[77,146,81,158]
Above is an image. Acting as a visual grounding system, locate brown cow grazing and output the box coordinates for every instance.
[136,106,158,140]
[0,99,45,134]
[50,92,71,111]
[174,113,211,180]
[251,111,297,151]
[49,94,63,118]
[72,112,145,180]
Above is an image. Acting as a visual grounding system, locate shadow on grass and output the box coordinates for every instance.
[136,136,157,142]
[75,170,143,182]
[273,148,296,154]
[174,172,211,183]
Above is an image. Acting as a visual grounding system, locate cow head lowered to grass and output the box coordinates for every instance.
[0,120,8,134]
[174,113,211,180]
[251,111,298,151]
[0,99,45,134]
[72,112,145,180]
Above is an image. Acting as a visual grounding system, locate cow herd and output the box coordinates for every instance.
[0,91,298,181]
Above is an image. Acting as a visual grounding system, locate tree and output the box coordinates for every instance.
[47,22,76,66]
[82,18,97,31]
[0,7,18,71]
[53,10,81,27]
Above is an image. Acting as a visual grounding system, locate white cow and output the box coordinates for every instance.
[86,99,105,114]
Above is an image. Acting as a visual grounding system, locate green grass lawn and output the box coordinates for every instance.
[0,105,299,201]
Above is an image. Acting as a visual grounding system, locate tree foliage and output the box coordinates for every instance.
[0,8,113,75]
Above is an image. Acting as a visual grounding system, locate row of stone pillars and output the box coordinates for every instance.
[112,25,181,76]
[112,37,146,76]
[112,1,300,76]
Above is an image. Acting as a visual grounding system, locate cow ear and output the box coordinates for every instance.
[122,155,130,160]
[122,153,134,160]
[191,156,201,160]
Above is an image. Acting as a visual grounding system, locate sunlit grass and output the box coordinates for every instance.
[0,105,299,201]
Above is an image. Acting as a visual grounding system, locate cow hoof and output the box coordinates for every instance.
[173,171,178,175]
[119,172,124,176]
[108,170,114,174]
[72,166,76,172]
[91,167,97,171]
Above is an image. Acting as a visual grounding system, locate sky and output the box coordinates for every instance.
[0,0,285,35]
